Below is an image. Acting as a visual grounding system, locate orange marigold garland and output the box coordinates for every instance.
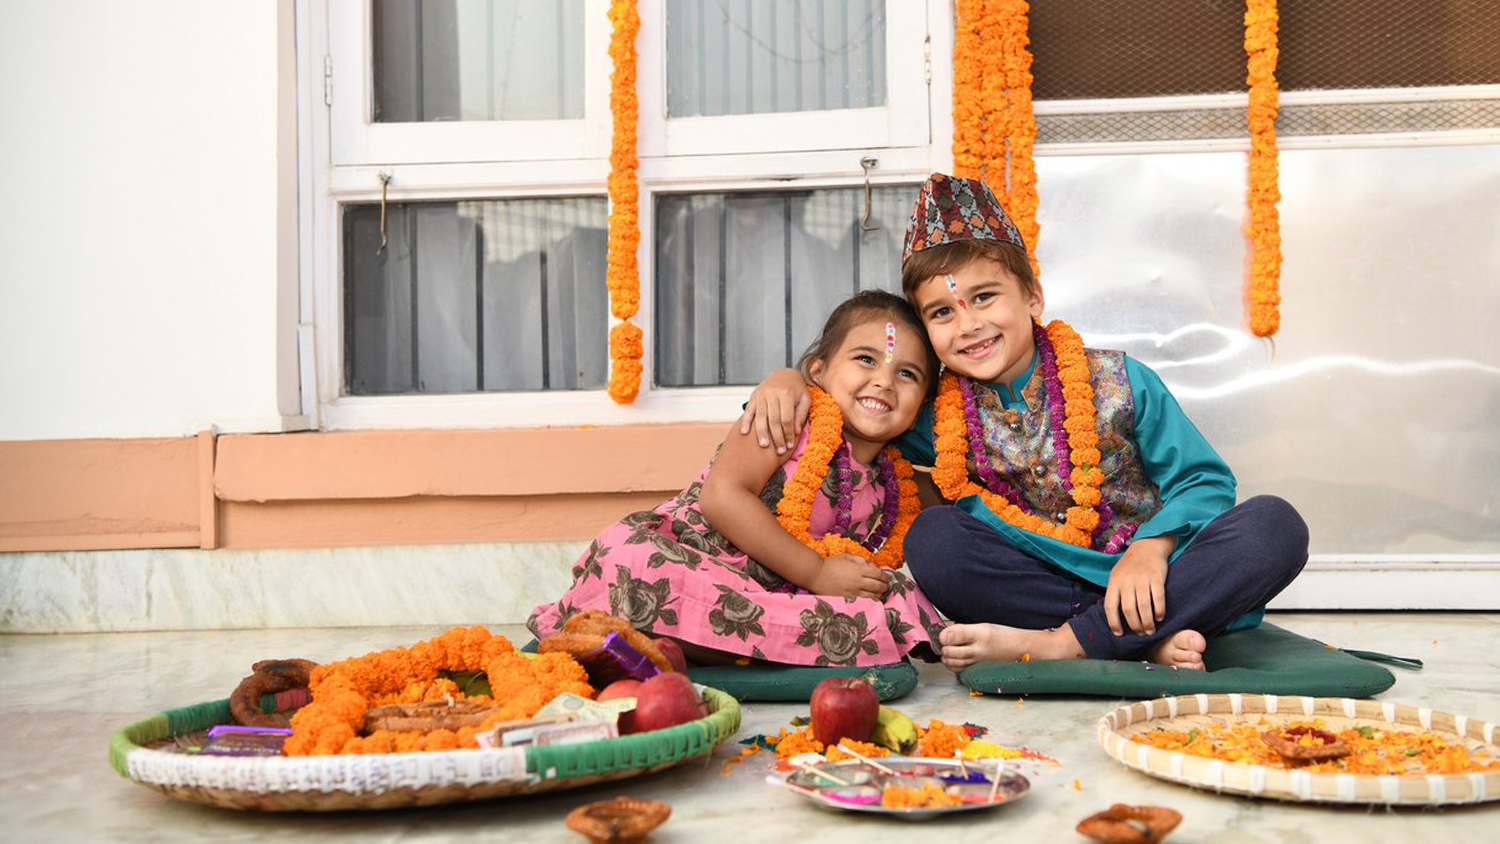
[931,319,1100,548]
[951,0,1040,278]
[606,0,643,402]
[774,387,920,570]
[284,626,593,756]
[1244,0,1281,336]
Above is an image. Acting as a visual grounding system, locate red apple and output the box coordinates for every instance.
[596,678,642,702]
[631,672,707,733]
[653,638,688,673]
[597,678,643,733]
[809,677,879,746]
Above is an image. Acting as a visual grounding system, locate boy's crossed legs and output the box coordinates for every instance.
[903,496,1309,671]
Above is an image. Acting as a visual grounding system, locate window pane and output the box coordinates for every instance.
[344,197,608,395]
[654,185,911,387]
[666,0,887,117]
[373,0,585,122]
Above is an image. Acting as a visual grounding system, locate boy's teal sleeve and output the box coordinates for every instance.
[894,402,938,467]
[1124,356,1237,551]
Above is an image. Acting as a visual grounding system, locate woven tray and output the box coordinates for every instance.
[110,687,741,812]
[1097,694,1499,805]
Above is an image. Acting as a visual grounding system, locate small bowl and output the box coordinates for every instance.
[1076,804,1183,844]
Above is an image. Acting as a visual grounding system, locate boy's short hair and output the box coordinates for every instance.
[900,239,1037,304]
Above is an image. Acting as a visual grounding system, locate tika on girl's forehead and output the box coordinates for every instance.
[884,322,896,363]
[945,274,966,309]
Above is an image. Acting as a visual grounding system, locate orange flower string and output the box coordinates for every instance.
[774,387,920,570]
[606,0,642,402]
[930,319,1100,547]
[1244,0,1281,336]
[284,626,593,756]
[952,0,1040,278]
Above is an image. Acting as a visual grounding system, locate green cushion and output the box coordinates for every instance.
[685,661,919,703]
[520,639,918,702]
[958,623,1396,698]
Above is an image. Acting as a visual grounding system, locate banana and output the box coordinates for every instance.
[869,705,919,755]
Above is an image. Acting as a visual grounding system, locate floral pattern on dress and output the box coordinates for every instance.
[527,428,945,666]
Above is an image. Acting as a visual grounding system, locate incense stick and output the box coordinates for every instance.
[987,758,1005,802]
[836,743,898,776]
[794,758,852,786]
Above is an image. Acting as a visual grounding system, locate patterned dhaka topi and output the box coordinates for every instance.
[901,172,1027,264]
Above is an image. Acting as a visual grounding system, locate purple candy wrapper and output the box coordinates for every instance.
[576,631,661,686]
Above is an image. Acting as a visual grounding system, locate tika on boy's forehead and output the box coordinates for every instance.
[945,274,967,309]
[884,322,896,363]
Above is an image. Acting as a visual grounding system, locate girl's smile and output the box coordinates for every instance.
[808,319,930,463]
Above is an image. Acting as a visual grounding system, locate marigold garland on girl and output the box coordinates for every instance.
[528,291,947,667]
[741,173,1309,673]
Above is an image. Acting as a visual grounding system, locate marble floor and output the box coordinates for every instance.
[3,613,1497,844]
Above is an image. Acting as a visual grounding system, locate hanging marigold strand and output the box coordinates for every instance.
[1244,0,1281,336]
[998,0,1040,279]
[951,0,986,181]
[774,387,921,570]
[952,1,1040,278]
[606,0,643,402]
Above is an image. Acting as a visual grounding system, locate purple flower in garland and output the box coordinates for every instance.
[958,376,1027,509]
[830,442,856,537]
[1032,321,1073,488]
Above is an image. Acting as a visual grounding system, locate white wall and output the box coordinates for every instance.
[0,0,300,440]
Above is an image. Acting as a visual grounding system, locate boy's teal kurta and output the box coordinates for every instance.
[896,349,1262,630]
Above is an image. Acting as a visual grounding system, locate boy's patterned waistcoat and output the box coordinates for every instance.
[972,348,1161,547]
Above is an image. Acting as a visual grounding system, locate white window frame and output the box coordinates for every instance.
[301,0,951,431]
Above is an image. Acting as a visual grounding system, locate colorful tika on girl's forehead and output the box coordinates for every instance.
[884,322,896,363]
[946,274,966,309]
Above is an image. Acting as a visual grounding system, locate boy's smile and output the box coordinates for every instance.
[914,259,1044,385]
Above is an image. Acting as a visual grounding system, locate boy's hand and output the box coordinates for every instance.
[737,369,811,454]
[1104,536,1173,636]
[810,554,890,600]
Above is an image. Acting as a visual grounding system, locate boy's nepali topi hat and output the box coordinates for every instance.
[901,172,1027,265]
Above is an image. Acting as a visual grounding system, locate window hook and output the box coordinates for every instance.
[377,171,393,255]
[859,156,879,232]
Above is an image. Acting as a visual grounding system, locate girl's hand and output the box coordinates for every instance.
[1104,536,1173,636]
[736,368,811,455]
[810,554,890,600]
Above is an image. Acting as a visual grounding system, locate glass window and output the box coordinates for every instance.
[373,0,586,122]
[653,185,912,387]
[343,197,608,395]
[665,0,887,117]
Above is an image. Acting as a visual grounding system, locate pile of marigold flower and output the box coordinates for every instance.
[1130,718,1500,776]
[284,626,592,756]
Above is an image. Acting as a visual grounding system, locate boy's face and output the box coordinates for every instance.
[912,258,1044,385]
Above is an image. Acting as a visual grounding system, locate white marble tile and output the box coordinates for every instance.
[3,614,1499,843]
[1,542,588,632]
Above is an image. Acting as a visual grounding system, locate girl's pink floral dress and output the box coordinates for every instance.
[528,429,944,666]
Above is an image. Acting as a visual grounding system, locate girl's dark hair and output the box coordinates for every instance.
[795,290,941,400]
[900,239,1036,303]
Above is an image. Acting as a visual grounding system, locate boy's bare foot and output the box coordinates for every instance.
[937,623,1085,672]
[1147,629,1207,670]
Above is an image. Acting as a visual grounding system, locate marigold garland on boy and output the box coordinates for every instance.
[741,173,1309,672]
[529,291,948,668]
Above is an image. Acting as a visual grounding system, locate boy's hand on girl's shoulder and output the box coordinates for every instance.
[737,368,811,454]
[811,553,890,600]
[1104,536,1173,636]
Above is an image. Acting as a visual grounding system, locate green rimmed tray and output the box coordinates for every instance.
[110,686,741,812]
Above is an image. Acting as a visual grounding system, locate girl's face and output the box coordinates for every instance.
[807,317,931,461]
[913,257,1044,385]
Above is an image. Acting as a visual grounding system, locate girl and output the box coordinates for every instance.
[528,291,946,666]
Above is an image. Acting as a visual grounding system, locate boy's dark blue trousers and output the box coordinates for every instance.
[902,495,1309,660]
